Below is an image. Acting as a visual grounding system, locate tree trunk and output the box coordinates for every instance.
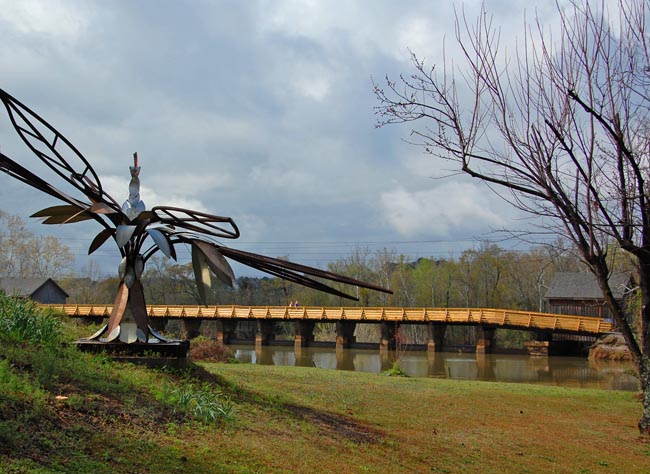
[629,259,650,434]
[638,260,650,435]
[639,355,650,435]
[593,258,649,434]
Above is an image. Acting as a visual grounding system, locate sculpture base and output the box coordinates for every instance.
[74,339,190,369]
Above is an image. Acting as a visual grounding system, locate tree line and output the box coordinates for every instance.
[1,211,635,313]
[0,210,640,346]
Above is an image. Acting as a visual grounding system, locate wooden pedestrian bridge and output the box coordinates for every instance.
[49,304,613,355]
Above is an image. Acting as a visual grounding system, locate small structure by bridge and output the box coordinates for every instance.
[50,304,613,356]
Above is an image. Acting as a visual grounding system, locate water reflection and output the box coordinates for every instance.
[229,345,639,391]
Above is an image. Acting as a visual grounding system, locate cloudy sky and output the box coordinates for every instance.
[0,0,570,277]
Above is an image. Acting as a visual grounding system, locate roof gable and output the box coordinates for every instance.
[0,278,69,298]
[544,272,633,301]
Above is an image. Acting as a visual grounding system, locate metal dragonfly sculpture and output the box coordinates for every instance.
[0,88,392,344]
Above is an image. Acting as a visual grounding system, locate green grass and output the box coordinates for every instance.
[0,294,648,473]
[0,294,231,473]
[0,296,61,345]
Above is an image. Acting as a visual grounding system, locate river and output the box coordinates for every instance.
[228,345,639,391]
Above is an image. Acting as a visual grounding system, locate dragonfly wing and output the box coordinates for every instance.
[88,228,114,255]
[0,88,121,211]
[217,246,393,295]
[151,206,240,239]
[174,240,392,300]
[192,240,236,288]
[191,243,212,305]
[223,253,361,300]
[0,151,90,208]
[31,205,94,224]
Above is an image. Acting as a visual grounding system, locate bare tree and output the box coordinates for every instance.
[0,211,74,278]
[27,235,74,278]
[374,0,650,433]
[0,211,33,277]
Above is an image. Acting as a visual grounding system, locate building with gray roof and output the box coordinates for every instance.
[544,272,634,320]
[0,278,68,304]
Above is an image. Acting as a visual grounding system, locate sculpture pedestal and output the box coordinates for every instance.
[74,339,190,369]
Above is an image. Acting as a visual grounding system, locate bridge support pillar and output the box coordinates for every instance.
[294,320,316,348]
[476,327,496,354]
[216,320,237,345]
[380,322,399,354]
[427,323,446,353]
[336,321,356,349]
[525,340,549,356]
[149,317,167,334]
[527,331,552,355]
[255,320,275,349]
[181,319,202,340]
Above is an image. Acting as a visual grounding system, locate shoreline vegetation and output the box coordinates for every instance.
[1,297,649,473]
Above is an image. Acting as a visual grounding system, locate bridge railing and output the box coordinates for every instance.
[45,304,613,335]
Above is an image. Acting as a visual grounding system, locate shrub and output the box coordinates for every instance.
[189,336,234,362]
[589,333,633,361]
[383,361,409,377]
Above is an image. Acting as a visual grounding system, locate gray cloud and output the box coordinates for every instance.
[0,0,560,276]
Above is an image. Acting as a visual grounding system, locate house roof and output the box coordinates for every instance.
[544,272,633,301]
[0,278,69,298]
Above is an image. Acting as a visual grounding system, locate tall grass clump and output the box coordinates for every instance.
[0,292,61,345]
[159,379,233,423]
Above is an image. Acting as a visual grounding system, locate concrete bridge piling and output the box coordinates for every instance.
[427,323,447,353]
[336,321,356,349]
[476,327,496,354]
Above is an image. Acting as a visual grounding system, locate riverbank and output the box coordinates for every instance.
[227,344,639,391]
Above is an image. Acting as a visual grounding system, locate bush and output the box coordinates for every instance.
[189,336,234,362]
[383,361,409,377]
[589,333,632,361]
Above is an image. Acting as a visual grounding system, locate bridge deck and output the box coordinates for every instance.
[47,305,613,335]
